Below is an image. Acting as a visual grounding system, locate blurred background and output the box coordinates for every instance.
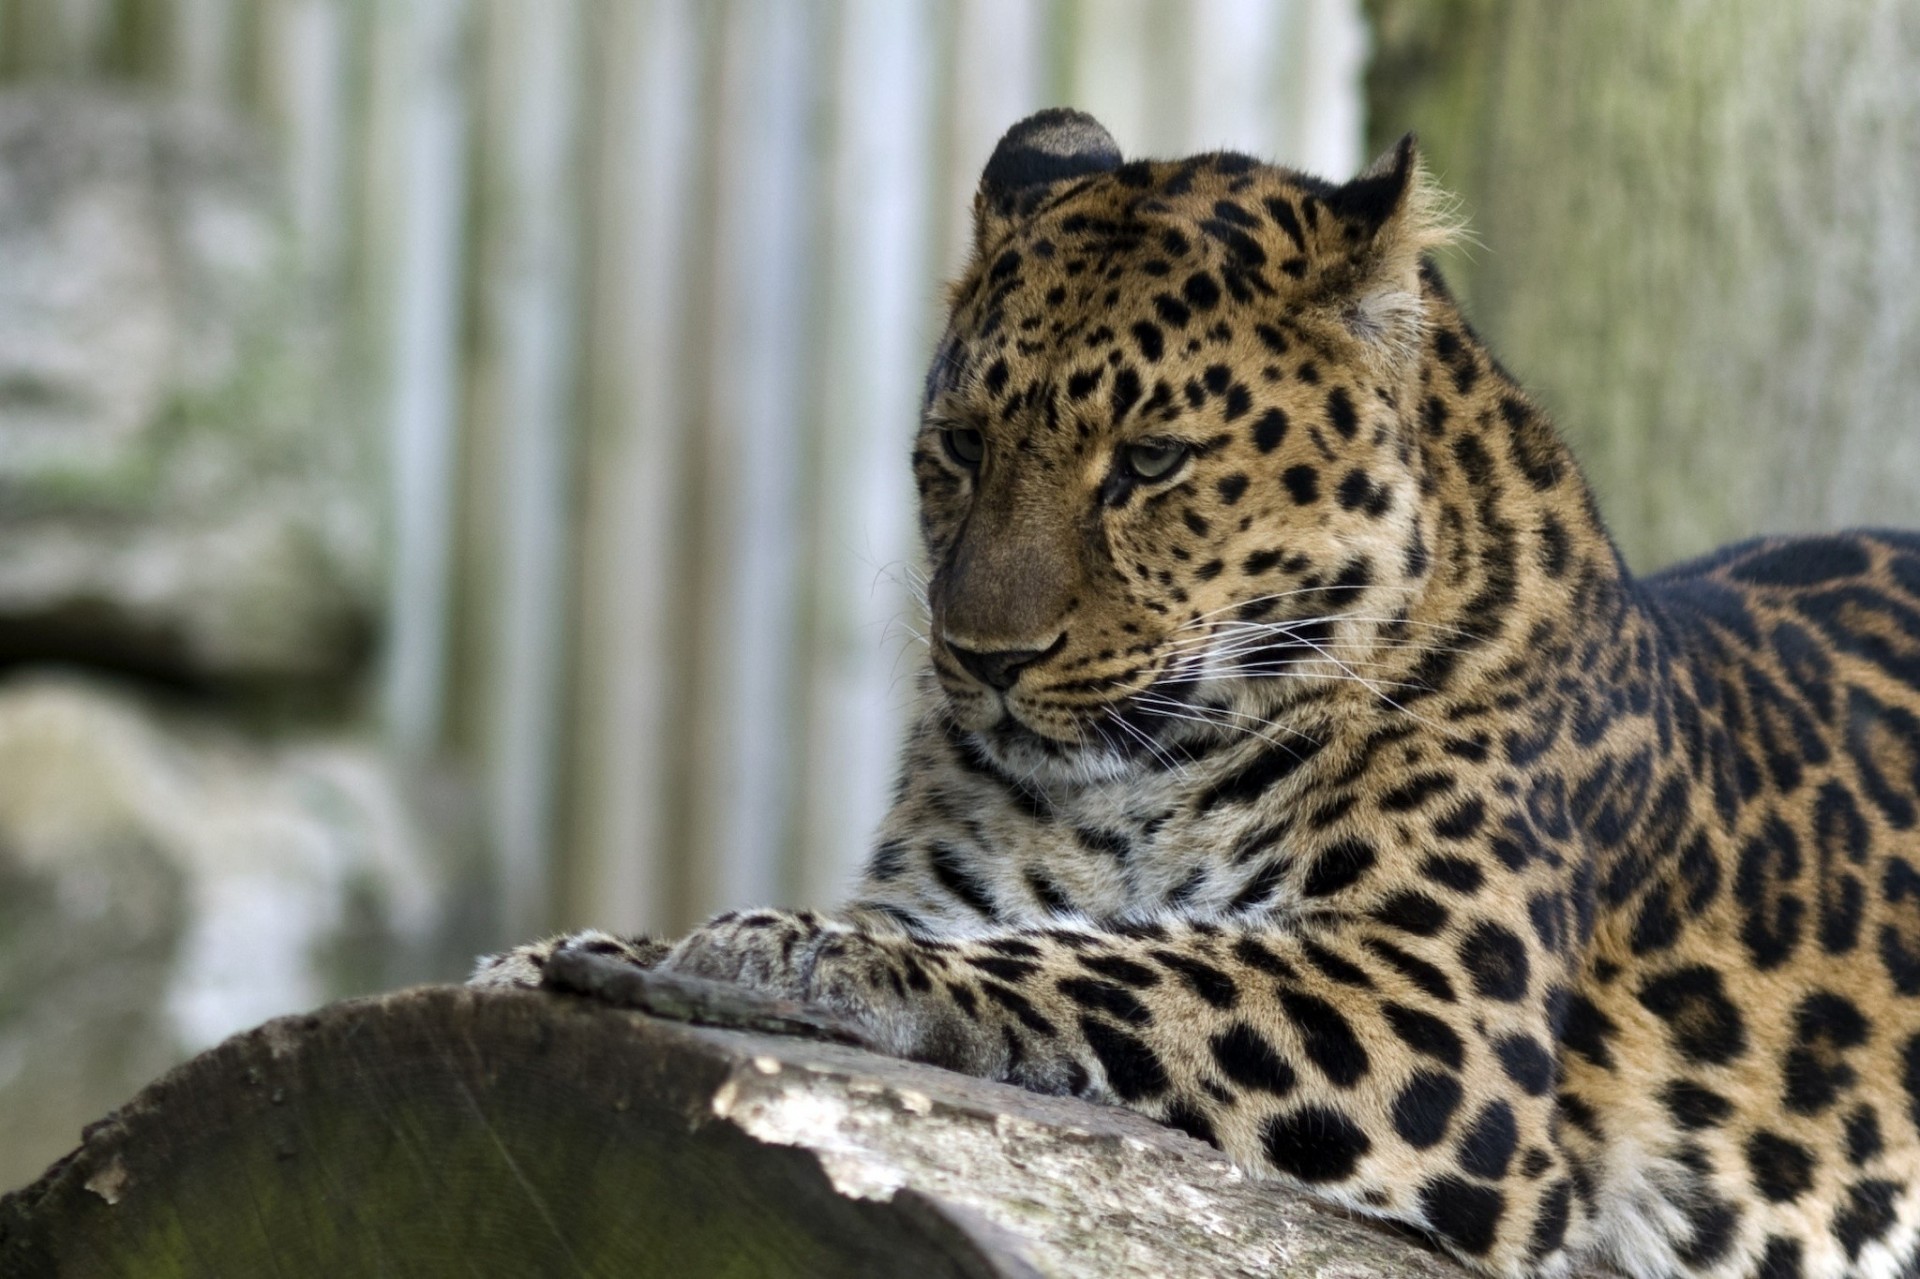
[1,0,1917,1190]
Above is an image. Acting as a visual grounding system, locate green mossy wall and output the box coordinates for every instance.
[1367,0,1920,570]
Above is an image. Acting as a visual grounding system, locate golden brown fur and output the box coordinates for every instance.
[478,111,1920,1279]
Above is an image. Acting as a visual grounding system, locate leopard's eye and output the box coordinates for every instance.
[942,426,985,469]
[1123,439,1189,482]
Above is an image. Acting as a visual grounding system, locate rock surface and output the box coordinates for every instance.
[0,983,1476,1278]
[0,87,377,684]
[0,673,462,1192]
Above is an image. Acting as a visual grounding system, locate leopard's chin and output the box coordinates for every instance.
[976,706,1076,757]
[957,700,1176,789]
[977,724,1138,788]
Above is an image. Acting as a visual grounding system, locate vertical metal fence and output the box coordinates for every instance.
[0,0,1365,942]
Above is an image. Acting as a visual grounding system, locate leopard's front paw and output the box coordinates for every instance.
[659,910,840,999]
[652,910,996,1066]
[658,910,919,1029]
[469,928,668,991]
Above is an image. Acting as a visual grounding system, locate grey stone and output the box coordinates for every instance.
[0,88,378,683]
[0,673,458,1191]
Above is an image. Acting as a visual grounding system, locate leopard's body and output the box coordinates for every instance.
[476,111,1920,1279]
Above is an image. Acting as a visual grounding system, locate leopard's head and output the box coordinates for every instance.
[918,109,1458,782]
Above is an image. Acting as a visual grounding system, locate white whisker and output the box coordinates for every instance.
[1129,693,1324,751]
[1105,708,1191,780]
[1173,584,1378,632]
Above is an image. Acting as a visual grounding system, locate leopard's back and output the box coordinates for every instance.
[1551,530,1920,1279]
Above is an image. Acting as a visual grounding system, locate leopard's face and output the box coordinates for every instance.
[916,151,1439,781]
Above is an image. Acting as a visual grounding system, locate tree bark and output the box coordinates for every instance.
[0,984,1474,1278]
[1365,0,1920,570]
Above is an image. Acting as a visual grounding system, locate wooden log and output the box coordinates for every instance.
[0,982,1473,1278]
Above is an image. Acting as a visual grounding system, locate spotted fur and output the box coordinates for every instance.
[475,110,1920,1279]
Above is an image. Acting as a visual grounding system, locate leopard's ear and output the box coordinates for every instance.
[1325,134,1461,369]
[1326,134,1422,239]
[973,108,1121,248]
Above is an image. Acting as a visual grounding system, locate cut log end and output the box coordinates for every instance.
[0,984,1471,1278]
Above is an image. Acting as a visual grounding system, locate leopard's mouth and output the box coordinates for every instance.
[972,646,1210,764]
[943,623,1276,774]
[1011,623,1332,769]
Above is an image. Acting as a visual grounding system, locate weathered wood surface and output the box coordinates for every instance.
[0,982,1471,1278]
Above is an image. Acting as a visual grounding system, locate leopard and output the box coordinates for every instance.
[473,108,1920,1279]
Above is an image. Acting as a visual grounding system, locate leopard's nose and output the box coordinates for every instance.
[946,640,1051,691]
